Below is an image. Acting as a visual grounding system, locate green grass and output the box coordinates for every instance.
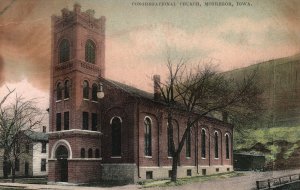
[138,172,243,188]
[234,125,300,163]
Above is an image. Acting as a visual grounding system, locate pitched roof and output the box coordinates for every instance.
[105,79,154,100]
[24,131,48,142]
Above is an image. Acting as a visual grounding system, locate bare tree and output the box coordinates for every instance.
[156,56,263,182]
[0,88,44,182]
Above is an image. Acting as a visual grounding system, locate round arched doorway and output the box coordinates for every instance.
[55,145,69,182]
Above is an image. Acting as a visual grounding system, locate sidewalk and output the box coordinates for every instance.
[1,169,300,190]
[0,182,139,190]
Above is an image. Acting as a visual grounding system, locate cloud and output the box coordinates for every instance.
[0,55,4,85]
[0,1,299,94]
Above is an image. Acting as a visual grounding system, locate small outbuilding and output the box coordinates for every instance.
[233,152,265,171]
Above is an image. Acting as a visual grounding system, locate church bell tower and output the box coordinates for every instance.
[48,4,104,183]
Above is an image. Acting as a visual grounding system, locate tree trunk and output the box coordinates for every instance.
[11,167,15,183]
[3,151,9,179]
[171,153,179,182]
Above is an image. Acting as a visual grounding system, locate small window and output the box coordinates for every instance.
[82,112,89,130]
[41,159,46,172]
[64,112,69,130]
[83,80,89,99]
[144,117,152,156]
[225,134,230,159]
[214,131,219,159]
[59,39,70,63]
[186,128,191,158]
[201,129,206,158]
[92,83,98,101]
[202,169,206,176]
[227,168,230,172]
[16,143,20,154]
[56,82,63,101]
[64,80,70,99]
[111,117,122,157]
[85,39,96,64]
[146,171,153,179]
[25,144,30,153]
[92,113,97,131]
[42,142,46,153]
[95,149,100,158]
[42,126,46,133]
[187,169,192,176]
[56,113,62,131]
[88,148,93,158]
[15,159,19,172]
[168,170,172,178]
[216,168,219,172]
[80,148,85,158]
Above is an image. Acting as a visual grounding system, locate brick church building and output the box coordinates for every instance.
[48,4,233,184]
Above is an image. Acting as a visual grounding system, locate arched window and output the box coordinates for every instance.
[59,39,70,63]
[168,121,179,157]
[95,149,100,158]
[186,128,191,157]
[83,80,89,99]
[201,129,206,158]
[92,83,98,101]
[214,131,219,158]
[144,117,152,156]
[85,40,96,64]
[64,80,70,99]
[88,148,93,158]
[225,134,230,159]
[80,148,85,158]
[111,117,121,156]
[56,82,62,101]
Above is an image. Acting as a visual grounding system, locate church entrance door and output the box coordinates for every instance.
[55,145,69,182]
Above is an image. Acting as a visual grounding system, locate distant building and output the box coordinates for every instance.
[48,4,233,184]
[0,131,49,177]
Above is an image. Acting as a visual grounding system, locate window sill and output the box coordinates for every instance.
[214,158,219,160]
[91,100,98,103]
[83,98,89,101]
[168,156,173,159]
[201,157,206,160]
[64,98,69,101]
[56,100,62,103]
[145,156,152,158]
[186,157,191,159]
[111,156,121,159]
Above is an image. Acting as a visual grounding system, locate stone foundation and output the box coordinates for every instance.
[139,165,233,180]
[101,163,138,183]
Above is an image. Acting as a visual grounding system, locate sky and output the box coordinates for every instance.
[0,0,300,110]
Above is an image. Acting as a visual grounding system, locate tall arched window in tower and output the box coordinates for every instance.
[214,131,219,158]
[92,83,98,101]
[83,80,89,99]
[59,39,70,63]
[144,117,152,156]
[186,128,191,157]
[225,134,230,159]
[85,40,96,64]
[64,80,70,99]
[111,117,121,156]
[56,82,62,101]
[88,148,93,158]
[201,129,206,158]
